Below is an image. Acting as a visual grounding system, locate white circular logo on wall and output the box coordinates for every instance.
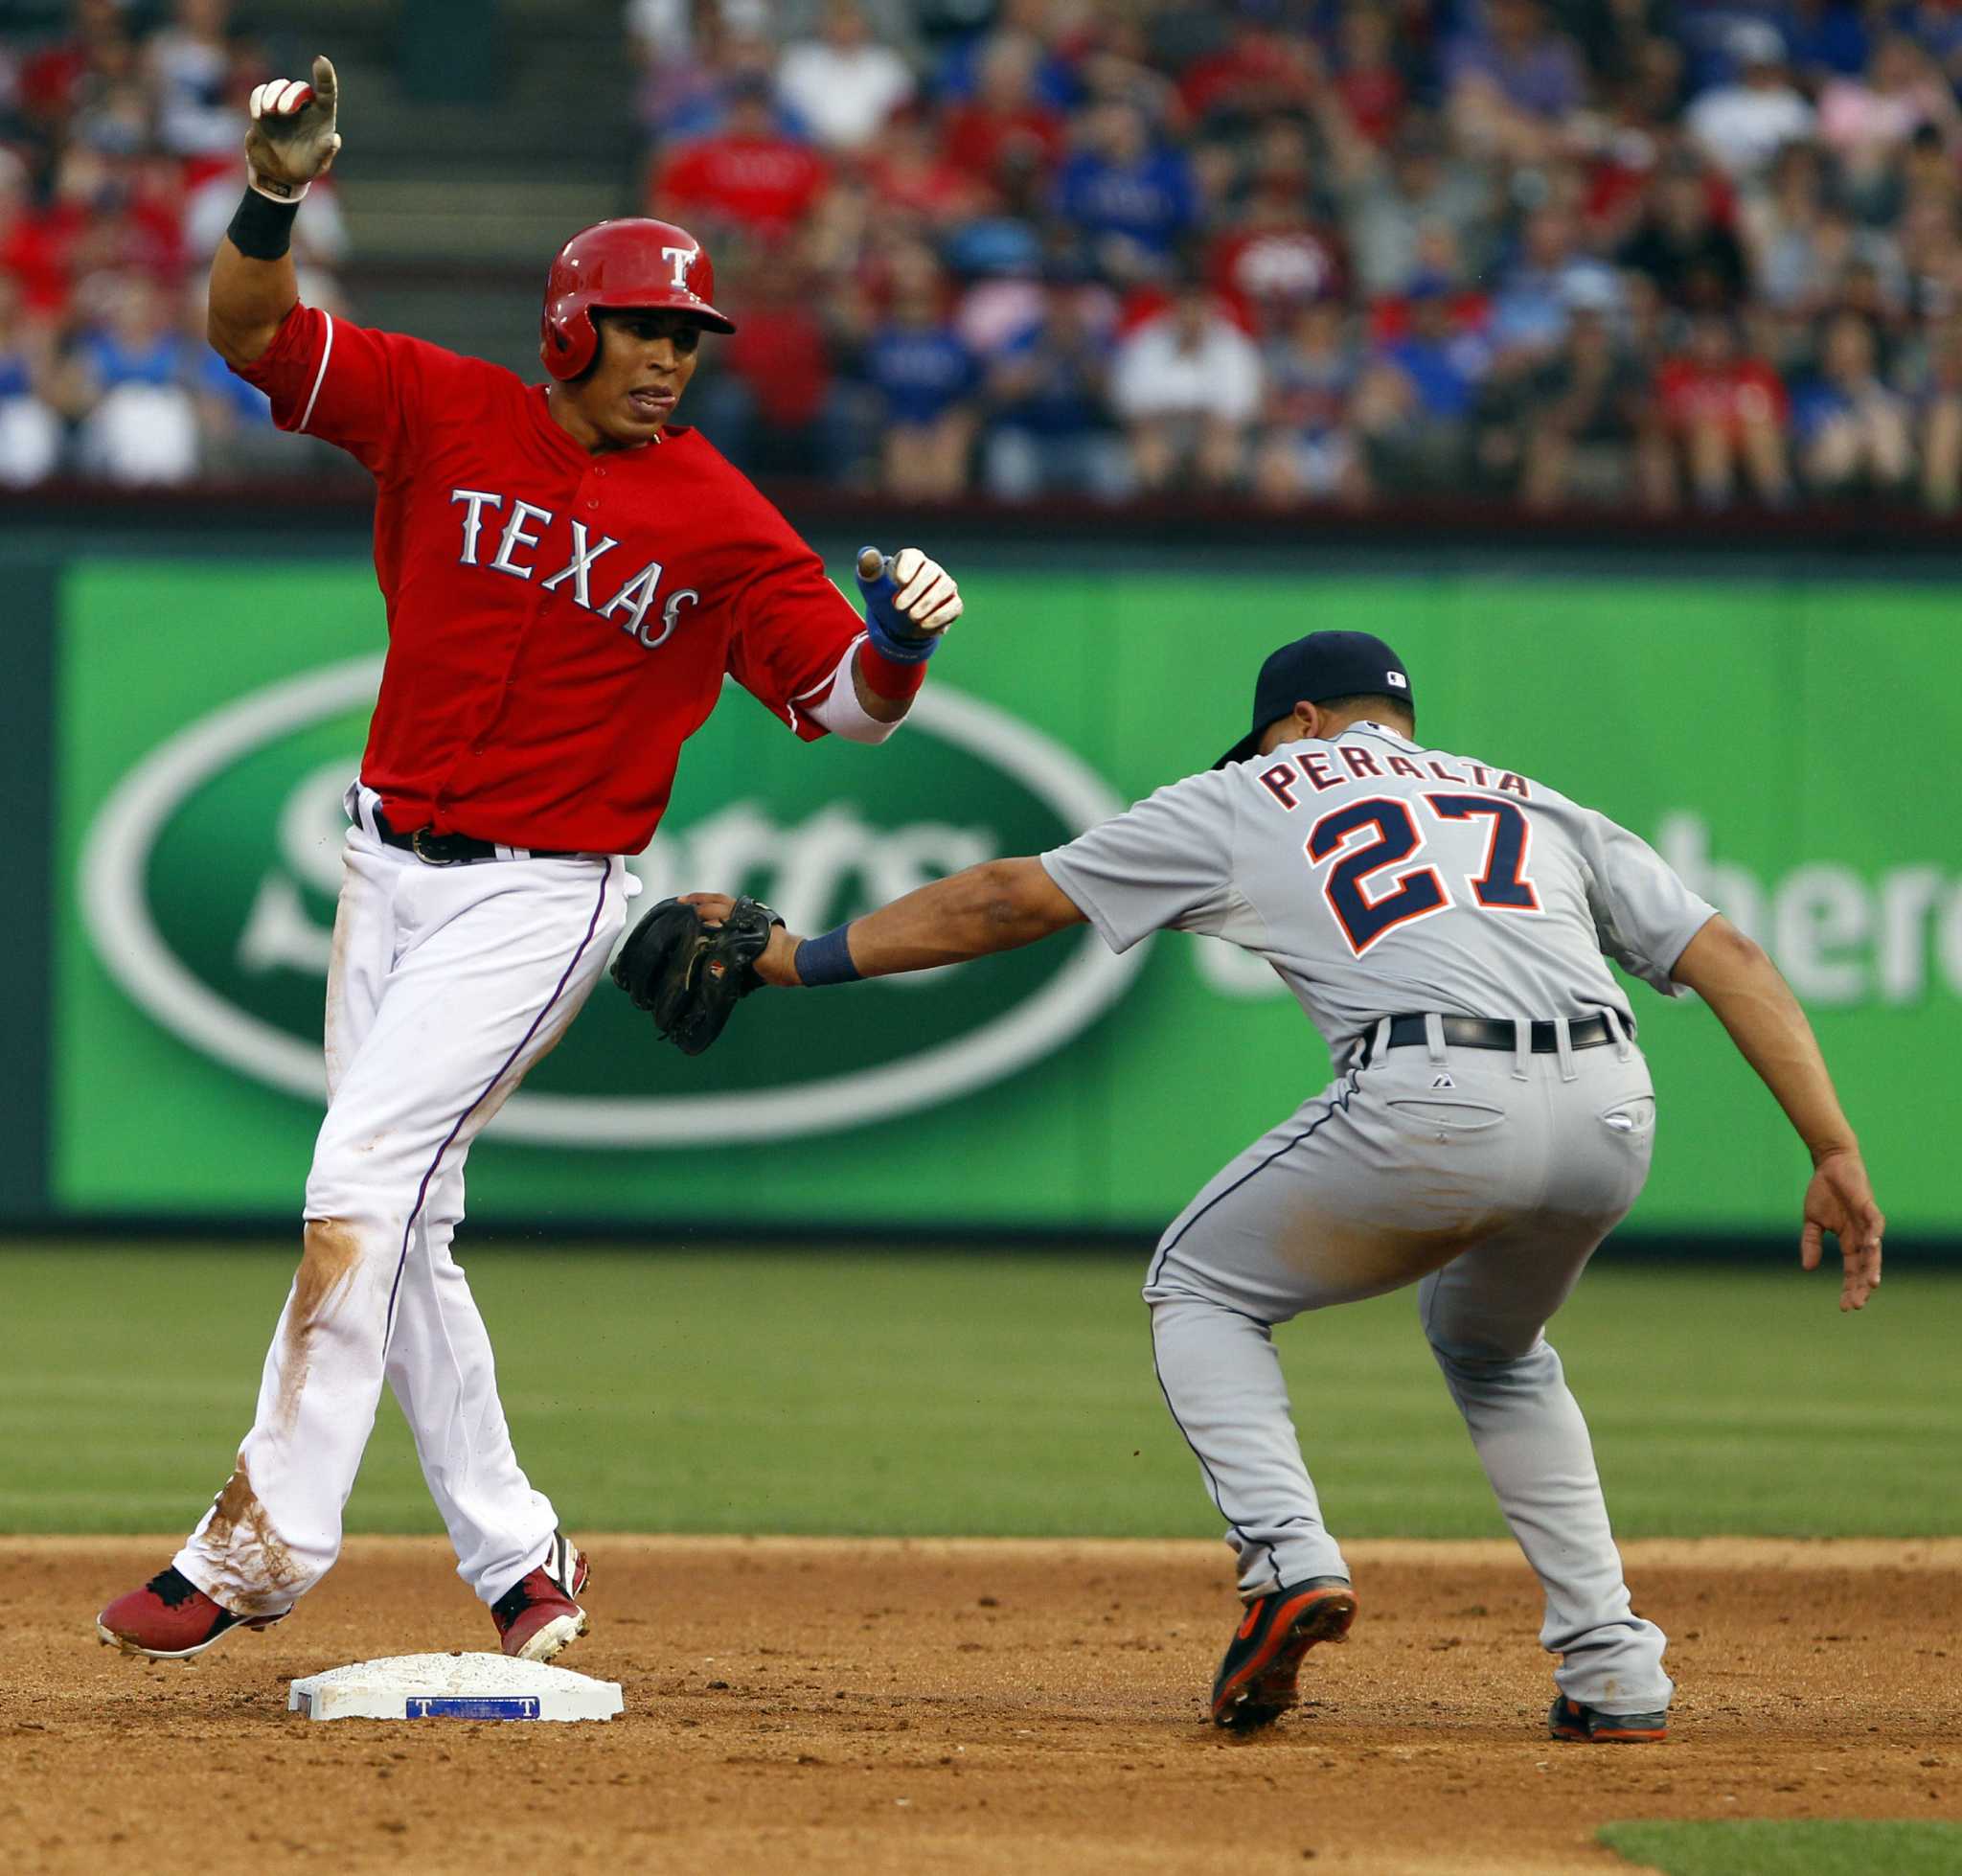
[80,657,1146,1146]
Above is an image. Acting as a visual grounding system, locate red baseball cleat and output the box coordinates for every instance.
[96,1567,290,1661]
[490,1531,590,1662]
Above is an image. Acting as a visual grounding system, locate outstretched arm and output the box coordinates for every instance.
[684,857,1085,981]
[208,57,342,366]
[1670,915,1883,1311]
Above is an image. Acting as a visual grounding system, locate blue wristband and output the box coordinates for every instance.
[865,610,940,664]
[856,546,939,664]
[794,923,861,986]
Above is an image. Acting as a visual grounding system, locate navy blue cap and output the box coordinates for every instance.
[1214,630,1413,768]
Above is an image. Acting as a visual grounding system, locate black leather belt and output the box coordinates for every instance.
[373,808,577,866]
[1356,1012,1629,1065]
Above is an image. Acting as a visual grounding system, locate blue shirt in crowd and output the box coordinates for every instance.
[864,324,981,426]
[78,330,198,391]
[1053,148,1198,257]
[1380,332,1488,421]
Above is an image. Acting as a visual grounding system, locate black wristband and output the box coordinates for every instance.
[226,187,301,261]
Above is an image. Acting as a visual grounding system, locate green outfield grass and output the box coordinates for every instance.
[1599,1820,1962,1875]
[0,1245,1953,1538]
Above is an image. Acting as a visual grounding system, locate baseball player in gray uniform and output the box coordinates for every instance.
[685,629,1885,1742]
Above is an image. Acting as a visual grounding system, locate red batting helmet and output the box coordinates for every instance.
[539,217,736,380]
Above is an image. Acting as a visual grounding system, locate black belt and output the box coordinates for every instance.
[1356,1012,1629,1066]
[373,808,578,866]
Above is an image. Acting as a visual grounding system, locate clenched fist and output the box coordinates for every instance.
[246,55,342,202]
[855,546,964,661]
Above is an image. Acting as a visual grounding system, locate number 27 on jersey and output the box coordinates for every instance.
[1308,793,1541,955]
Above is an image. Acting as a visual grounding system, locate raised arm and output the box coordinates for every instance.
[207,57,341,366]
[1670,915,1883,1311]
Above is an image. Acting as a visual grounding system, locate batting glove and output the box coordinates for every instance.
[246,56,342,203]
[856,546,964,663]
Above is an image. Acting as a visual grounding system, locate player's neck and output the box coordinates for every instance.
[544,384,650,455]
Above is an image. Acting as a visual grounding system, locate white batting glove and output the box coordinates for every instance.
[246,55,342,203]
[889,548,963,635]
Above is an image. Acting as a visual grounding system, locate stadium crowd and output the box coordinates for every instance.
[636,0,1962,513]
[7,0,1962,514]
[0,0,348,485]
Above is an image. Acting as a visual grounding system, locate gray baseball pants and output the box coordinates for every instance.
[1142,1014,1672,1718]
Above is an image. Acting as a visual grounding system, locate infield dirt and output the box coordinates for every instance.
[8,1536,1958,1874]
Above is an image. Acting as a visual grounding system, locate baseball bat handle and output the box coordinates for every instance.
[856,545,889,583]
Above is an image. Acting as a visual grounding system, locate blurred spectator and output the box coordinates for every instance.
[1685,26,1815,181]
[0,274,59,485]
[59,271,200,484]
[148,0,256,161]
[1207,161,1348,340]
[1445,0,1586,162]
[1053,101,1198,285]
[1512,302,1650,509]
[1618,158,1749,311]
[1817,35,1962,212]
[1109,283,1264,492]
[694,254,841,481]
[0,148,70,316]
[1252,298,1364,504]
[1331,6,1406,149]
[1487,206,1619,365]
[17,0,130,136]
[1326,116,1498,298]
[1176,18,1321,134]
[1353,277,1490,492]
[864,112,990,232]
[982,282,1129,502]
[653,76,832,242]
[1645,313,1792,509]
[941,32,1067,203]
[861,244,980,498]
[775,0,914,153]
[1792,310,1913,495]
[1911,313,1962,509]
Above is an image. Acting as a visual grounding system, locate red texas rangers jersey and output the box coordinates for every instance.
[237,304,867,854]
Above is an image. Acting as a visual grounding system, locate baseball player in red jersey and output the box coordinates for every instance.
[97,59,965,1665]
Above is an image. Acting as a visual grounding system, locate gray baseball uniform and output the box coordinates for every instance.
[1040,720,1717,1719]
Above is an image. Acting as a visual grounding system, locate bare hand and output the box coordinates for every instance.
[1800,1150,1884,1312]
[678,893,803,986]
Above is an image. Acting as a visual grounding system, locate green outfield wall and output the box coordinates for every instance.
[14,552,1962,1238]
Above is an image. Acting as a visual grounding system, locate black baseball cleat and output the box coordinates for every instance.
[1548,1693,1669,1743]
[1209,1576,1357,1730]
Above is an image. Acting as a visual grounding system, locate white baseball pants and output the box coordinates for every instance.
[174,820,628,1616]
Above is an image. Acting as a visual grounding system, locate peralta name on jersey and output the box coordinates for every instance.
[449,488,700,650]
[1255,743,1531,811]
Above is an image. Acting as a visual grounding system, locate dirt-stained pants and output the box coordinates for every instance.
[174,817,627,1616]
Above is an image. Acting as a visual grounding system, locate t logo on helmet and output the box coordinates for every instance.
[661,245,696,291]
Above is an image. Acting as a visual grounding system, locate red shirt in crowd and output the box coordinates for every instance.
[724,303,833,428]
[1209,223,1348,330]
[654,133,831,241]
[237,305,865,854]
[940,102,1065,188]
[1655,355,1787,434]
